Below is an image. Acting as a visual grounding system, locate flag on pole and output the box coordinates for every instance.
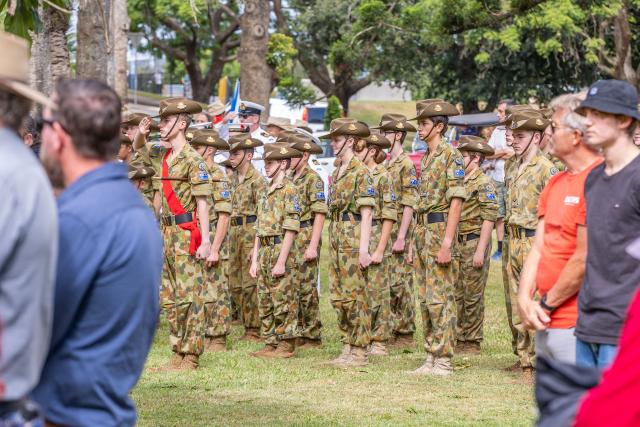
[228,79,240,123]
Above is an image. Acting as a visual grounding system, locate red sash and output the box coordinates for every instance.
[162,149,202,255]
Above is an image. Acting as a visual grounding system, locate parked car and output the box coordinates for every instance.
[302,103,327,133]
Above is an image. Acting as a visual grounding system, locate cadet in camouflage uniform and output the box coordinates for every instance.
[321,119,376,367]
[227,135,267,340]
[189,130,233,352]
[539,108,566,172]
[454,136,498,354]
[374,113,419,347]
[129,113,165,215]
[128,161,156,211]
[289,136,328,348]
[155,98,213,370]
[505,110,558,380]
[410,99,466,376]
[249,143,302,358]
[354,132,397,356]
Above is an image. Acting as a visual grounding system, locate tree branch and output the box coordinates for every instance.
[150,37,187,61]
[160,16,191,40]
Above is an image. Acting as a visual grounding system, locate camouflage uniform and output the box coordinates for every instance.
[256,177,301,345]
[328,157,376,348]
[368,164,397,343]
[502,156,518,356]
[229,165,267,332]
[454,168,498,344]
[505,150,557,369]
[414,141,467,359]
[159,143,211,356]
[131,144,156,210]
[204,165,233,341]
[291,166,328,342]
[386,152,419,338]
[545,150,566,172]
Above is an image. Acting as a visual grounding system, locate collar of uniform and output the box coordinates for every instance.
[371,163,385,176]
[426,139,447,158]
[520,148,544,168]
[268,177,287,194]
[244,164,258,180]
[465,167,481,182]
[389,151,407,165]
[293,164,309,181]
[346,156,361,171]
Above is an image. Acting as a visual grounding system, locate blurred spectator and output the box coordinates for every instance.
[0,31,57,427]
[574,80,640,368]
[20,113,43,156]
[32,79,163,426]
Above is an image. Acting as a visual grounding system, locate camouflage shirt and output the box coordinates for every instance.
[386,152,419,211]
[418,141,467,214]
[292,165,328,222]
[506,149,558,229]
[328,157,376,216]
[545,150,566,172]
[459,168,499,235]
[208,164,233,221]
[230,165,268,217]
[370,164,398,222]
[145,141,168,192]
[159,142,212,214]
[256,177,301,237]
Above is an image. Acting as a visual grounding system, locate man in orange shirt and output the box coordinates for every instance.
[517,92,602,363]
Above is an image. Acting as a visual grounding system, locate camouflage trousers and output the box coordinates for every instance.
[257,242,299,345]
[501,236,517,354]
[328,220,371,348]
[505,232,536,368]
[389,224,416,336]
[293,227,322,341]
[228,223,260,329]
[368,223,392,343]
[414,222,458,358]
[204,230,231,339]
[454,236,491,343]
[161,225,205,356]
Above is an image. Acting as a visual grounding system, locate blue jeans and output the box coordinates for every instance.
[575,338,618,369]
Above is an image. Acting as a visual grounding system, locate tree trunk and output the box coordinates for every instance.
[110,0,128,100]
[238,0,271,114]
[77,0,110,81]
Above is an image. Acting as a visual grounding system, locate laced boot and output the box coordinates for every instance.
[410,353,434,375]
[249,344,277,358]
[270,339,296,359]
[179,354,199,370]
[430,357,453,376]
[368,341,388,356]
[205,336,227,352]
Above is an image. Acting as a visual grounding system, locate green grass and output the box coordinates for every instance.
[132,237,535,426]
[350,101,416,126]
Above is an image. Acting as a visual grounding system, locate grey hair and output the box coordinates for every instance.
[549,92,587,133]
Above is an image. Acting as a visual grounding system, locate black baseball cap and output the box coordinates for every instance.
[576,79,640,120]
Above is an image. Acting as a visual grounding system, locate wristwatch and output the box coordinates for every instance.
[540,294,557,312]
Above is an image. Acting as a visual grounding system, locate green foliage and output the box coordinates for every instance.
[324,95,342,129]
[0,0,68,43]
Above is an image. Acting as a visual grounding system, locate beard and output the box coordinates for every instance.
[39,143,65,191]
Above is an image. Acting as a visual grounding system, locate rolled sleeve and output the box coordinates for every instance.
[189,160,213,197]
[355,170,376,210]
[400,163,419,209]
[479,182,499,222]
[446,154,467,202]
[308,175,329,214]
[282,187,300,233]
[212,180,232,214]
[381,176,398,222]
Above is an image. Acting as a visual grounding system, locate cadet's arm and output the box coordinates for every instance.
[275,230,297,269]
[307,213,325,255]
[196,195,211,249]
[211,212,230,256]
[442,198,463,250]
[394,205,413,250]
[359,206,373,268]
[249,236,260,278]
[545,225,587,307]
[475,219,495,260]
[133,128,147,150]
[374,219,394,259]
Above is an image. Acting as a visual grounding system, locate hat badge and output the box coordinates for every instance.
[206,136,214,143]
[177,102,187,110]
[240,103,246,110]
[162,106,168,113]
[245,139,252,144]
[371,135,378,141]
[348,124,357,131]
[535,119,543,126]
[186,132,193,139]
[434,104,443,112]
[397,122,404,129]
[303,142,311,149]
[280,147,288,154]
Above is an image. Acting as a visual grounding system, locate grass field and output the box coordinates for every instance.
[133,238,535,426]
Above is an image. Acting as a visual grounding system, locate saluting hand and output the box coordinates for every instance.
[139,117,151,136]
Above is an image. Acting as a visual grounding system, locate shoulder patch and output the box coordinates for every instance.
[454,157,463,166]
[293,196,301,212]
[550,167,559,176]
[198,162,207,171]
[366,176,373,185]
[316,180,324,189]
[454,169,465,178]
[199,172,209,181]
[367,187,375,196]
[221,190,230,198]
[486,192,496,201]
[391,192,397,202]
[316,191,326,200]
[410,168,417,176]
[410,178,418,187]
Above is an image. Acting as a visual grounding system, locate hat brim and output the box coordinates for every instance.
[372,123,418,133]
[208,107,226,116]
[577,98,640,120]
[0,79,55,109]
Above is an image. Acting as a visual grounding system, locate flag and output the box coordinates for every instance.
[228,79,240,123]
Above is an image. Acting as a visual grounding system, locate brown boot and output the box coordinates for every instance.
[391,334,414,349]
[326,344,351,365]
[249,344,277,358]
[502,360,522,372]
[205,336,227,352]
[240,328,262,342]
[270,339,296,359]
[179,354,199,370]
[368,341,388,356]
[430,357,453,376]
[341,345,368,367]
[454,341,467,354]
[521,367,535,384]
[465,341,481,355]
[297,337,323,349]
[409,353,434,375]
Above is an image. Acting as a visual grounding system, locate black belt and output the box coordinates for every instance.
[416,212,446,225]
[259,235,282,246]
[300,219,313,228]
[161,212,193,226]
[458,232,480,242]
[333,212,361,222]
[509,226,536,239]
[231,215,257,226]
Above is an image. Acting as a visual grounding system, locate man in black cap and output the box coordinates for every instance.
[574,79,640,369]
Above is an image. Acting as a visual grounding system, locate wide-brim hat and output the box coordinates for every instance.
[229,134,264,152]
[372,113,417,132]
[576,79,640,120]
[190,129,230,150]
[128,162,156,180]
[158,98,202,118]
[291,137,324,154]
[318,120,370,139]
[262,116,293,130]
[274,130,300,145]
[263,142,302,161]
[121,112,160,131]
[120,133,132,144]
[185,128,198,142]
[219,159,233,168]
[294,119,313,134]
[457,135,495,155]
[499,105,540,126]
[509,111,550,132]
[0,32,54,108]
[207,101,226,116]
[364,133,391,149]
[410,99,460,120]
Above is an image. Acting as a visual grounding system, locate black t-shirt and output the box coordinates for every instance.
[577,153,640,345]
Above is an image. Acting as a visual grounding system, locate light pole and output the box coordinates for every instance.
[128,32,143,106]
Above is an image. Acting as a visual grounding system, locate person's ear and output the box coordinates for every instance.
[52,122,69,155]
[23,133,34,147]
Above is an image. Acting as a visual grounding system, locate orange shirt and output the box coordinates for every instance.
[536,159,602,328]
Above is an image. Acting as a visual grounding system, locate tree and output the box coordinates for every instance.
[129,0,241,102]
[109,0,129,101]
[239,0,271,111]
[76,0,109,81]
